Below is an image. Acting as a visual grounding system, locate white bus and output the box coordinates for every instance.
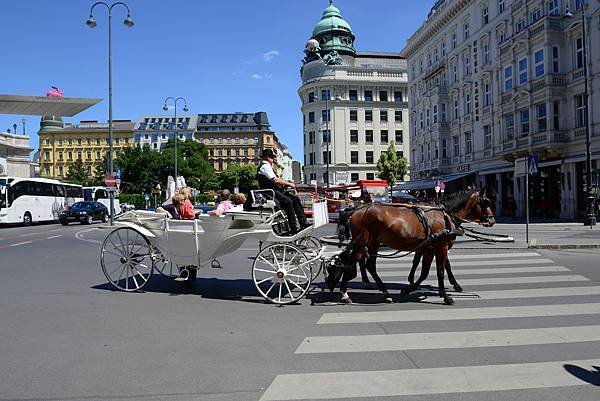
[0,177,83,225]
[83,186,121,216]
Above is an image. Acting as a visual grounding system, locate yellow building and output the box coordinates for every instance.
[38,116,134,179]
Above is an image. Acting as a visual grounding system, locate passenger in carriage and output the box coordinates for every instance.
[257,148,311,234]
[208,189,234,216]
[178,187,196,220]
[156,193,184,219]
[229,192,246,212]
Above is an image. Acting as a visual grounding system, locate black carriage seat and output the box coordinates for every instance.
[243,189,281,211]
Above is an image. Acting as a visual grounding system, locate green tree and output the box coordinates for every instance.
[161,139,215,192]
[90,155,109,186]
[376,142,408,198]
[219,163,258,193]
[65,159,90,186]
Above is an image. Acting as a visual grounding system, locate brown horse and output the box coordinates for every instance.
[331,188,495,305]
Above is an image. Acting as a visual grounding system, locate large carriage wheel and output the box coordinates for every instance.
[295,236,323,281]
[101,228,154,292]
[252,243,312,304]
[153,249,181,278]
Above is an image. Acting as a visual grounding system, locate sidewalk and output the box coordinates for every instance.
[456,222,600,250]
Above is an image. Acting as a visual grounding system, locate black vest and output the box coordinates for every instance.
[256,161,283,191]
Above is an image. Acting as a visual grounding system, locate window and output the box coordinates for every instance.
[350,130,358,143]
[454,99,459,119]
[452,31,457,49]
[308,92,315,103]
[519,58,528,85]
[552,46,559,73]
[77,151,82,160]
[420,145,424,162]
[482,6,489,25]
[68,138,72,145]
[322,151,331,164]
[365,130,373,143]
[484,125,492,149]
[483,42,491,64]
[58,152,63,160]
[465,92,471,114]
[498,0,505,13]
[442,139,448,157]
[434,142,439,159]
[553,101,560,130]
[534,49,544,78]
[575,37,584,69]
[453,135,460,157]
[520,109,530,135]
[484,81,492,106]
[547,0,558,16]
[379,91,388,102]
[452,62,458,82]
[426,109,430,126]
[365,110,373,121]
[504,65,513,91]
[498,26,507,44]
[349,90,358,100]
[395,130,403,143]
[68,151,72,160]
[464,54,471,75]
[465,132,472,154]
[309,112,315,123]
[505,114,515,139]
[463,22,470,40]
[366,173,375,180]
[575,94,586,128]
[394,91,402,102]
[364,90,373,101]
[380,130,388,143]
[427,143,431,160]
[380,110,388,122]
[96,151,100,159]
[58,166,63,177]
[433,105,438,123]
[86,151,91,160]
[350,110,358,121]
[322,110,330,122]
[44,151,50,161]
[321,89,330,100]
[515,19,526,33]
[77,138,82,145]
[366,151,374,164]
[322,130,331,143]
[531,8,542,24]
[350,173,359,182]
[350,151,359,164]
[536,103,547,132]
[394,110,402,122]
[441,103,447,122]
[309,131,315,144]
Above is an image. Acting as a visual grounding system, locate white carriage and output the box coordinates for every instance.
[100,190,329,304]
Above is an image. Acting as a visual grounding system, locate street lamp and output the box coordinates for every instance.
[21,118,26,135]
[162,97,189,182]
[565,0,596,226]
[86,1,135,226]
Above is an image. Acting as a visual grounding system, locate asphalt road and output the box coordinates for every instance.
[1,222,599,401]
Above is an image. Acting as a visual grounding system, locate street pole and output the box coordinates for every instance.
[162,97,189,187]
[21,118,26,135]
[87,1,134,226]
[325,89,330,188]
[526,173,530,244]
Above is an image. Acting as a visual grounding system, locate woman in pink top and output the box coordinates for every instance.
[209,189,233,216]
[178,187,196,220]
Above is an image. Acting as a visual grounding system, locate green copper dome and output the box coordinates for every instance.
[310,0,356,56]
[39,115,64,132]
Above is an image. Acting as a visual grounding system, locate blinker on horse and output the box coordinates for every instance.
[327,188,495,305]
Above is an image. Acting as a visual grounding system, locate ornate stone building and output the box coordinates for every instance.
[0,129,32,178]
[299,1,409,186]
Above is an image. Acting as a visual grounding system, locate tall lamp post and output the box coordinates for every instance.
[162,97,189,183]
[21,118,26,135]
[324,89,331,188]
[566,0,595,226]
[86,1,135,226]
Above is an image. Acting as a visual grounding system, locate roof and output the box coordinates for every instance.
[396,172,473,191]
[0,94,101,117]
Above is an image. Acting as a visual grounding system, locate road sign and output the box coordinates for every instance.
[104,175,116,187]
[115,178,121,190]
[144,194,150,201]
[115,168,121,179]
[527,154,539,176]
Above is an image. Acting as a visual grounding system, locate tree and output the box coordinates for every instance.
[376,142,408,199]
[90,154,108,186]
[219,163,258,193]
[65,159,90,186]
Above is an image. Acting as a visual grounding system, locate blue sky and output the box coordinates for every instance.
[1,0,432,160]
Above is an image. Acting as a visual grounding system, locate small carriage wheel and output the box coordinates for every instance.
[295,236,323,280]
[101,227,154,292]
[252,243,312,305]
[211,259,221,269]
[153,249,181,278]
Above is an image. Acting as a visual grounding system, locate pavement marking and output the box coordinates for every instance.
[46,235,63,240]
[460,286,600,300]
[74,228,102,244]
[9,241,33,247]
[375,258,555,267]
[317,302,600,324]
[382,275,588,287]
[377,265,569,277]
[296,325,600,354]
[18,232,41,237]
[259,359,600,400]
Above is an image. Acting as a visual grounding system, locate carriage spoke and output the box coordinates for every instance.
[130,267,140,288]
[257,256,278,272]
[283,279,295,302]
[124,266,130,290]
[254,267,277,274]
[108,263,125,278]
[277,282,283,303]
[270,249,282,270]
[286,272,309,280]
[255,277,273,285]
[264,282,276,297]
[286,278,304,291]
[103,249,122,258]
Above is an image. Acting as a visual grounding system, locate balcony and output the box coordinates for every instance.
[553,131,570,142]
[484,149,492,157]
[463,114,472,123]
[574,127,587,139]
[572,69,585,80]
[431,85,449,97]
[503,140,515,151]
[482,105,491,115]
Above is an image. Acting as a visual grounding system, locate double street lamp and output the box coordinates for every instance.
[86,1,135,225]
[565,0,596,226]
[162,97,189,181]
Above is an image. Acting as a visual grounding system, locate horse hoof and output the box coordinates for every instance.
[453,285,463,293]
[340,296,353,305]
[384,295,393,303]
[363,282,374,290]
[443,297,455,305]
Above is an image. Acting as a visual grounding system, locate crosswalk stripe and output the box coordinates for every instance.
[461,285,600,300]
[317,302,600,324]
[376,252,543,261]
[296,325,600,354]
[259,359,600,400]
[376,265,569,277]
[381,275,588,286]
[374,258,555,267]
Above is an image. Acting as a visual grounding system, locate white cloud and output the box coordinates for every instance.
[263,50,280,62]
[252,73,273,80]
[252,74,263,80]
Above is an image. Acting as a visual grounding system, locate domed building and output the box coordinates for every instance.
[299,0,409,186]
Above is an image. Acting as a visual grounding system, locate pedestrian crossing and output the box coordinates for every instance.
[260,249,600,401]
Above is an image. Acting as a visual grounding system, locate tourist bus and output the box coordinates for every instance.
[83,186,121,216]
[0,177,83,225]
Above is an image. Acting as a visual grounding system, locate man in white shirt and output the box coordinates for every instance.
[256,149,310,234]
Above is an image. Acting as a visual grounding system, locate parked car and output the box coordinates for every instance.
[59,201,108,225]
[193,204,216,214]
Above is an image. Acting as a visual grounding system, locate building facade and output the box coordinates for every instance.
[134,115,197,150]
[0,129,32,178]
[194,112,284,172]
[299,1,409,186]
[401,0,599,219]
[38,117,135,179]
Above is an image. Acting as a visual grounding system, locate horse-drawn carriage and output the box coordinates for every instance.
[99,190,329,304]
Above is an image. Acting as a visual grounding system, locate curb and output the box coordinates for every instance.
[529,244,600,249]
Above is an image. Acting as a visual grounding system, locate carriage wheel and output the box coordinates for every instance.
[153,249,181,278]
[252,243,312,304]
[101,228,154,292]
[295,236,323,280]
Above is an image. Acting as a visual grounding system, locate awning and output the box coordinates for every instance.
[396,172,473,191]
[0,94,101,116]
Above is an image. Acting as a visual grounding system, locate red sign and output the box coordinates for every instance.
[104,175,116,187]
